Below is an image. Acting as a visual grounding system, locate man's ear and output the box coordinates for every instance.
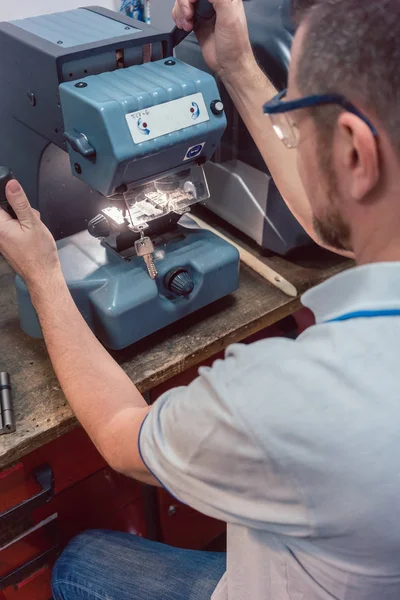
[337,112,379,202]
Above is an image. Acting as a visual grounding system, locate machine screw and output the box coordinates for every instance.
[168,505,177,517]
[164,60,176,66]
[74,163,82,174]
[57,40,63,45]
[115,183,128,195]
[75,82,88,88]
[125,26,131,30]
[27,92,36,107]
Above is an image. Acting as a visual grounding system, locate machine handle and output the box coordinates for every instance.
[64,130,97,159]
[0,465,55,529]
[172,0,216,47]
[0,166,17,219]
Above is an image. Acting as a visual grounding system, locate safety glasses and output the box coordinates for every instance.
[263,89,377,149]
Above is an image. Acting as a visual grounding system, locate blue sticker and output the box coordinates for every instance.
[137,117,150,136]
[191,102,200,120]
[184,142,205,161]
[119,0,145,22]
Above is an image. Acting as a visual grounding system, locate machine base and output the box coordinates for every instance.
[15,223,240,350]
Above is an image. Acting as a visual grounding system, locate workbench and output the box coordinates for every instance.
[0,236,349,469]
[0,219,349,600]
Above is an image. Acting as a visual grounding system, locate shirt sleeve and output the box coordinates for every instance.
[139,340,312,536]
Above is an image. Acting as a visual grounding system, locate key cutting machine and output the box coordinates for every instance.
[0,2,239,350]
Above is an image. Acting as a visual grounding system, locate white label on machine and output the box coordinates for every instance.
[125,93,210,144]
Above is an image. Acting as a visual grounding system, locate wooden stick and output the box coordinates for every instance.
[191,215,298,298]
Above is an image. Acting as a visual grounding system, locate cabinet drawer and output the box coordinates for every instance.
[34,468,144,544]
[158,489,225,550]
[0,428,106,520]
[0,478,146,599]
[0,515,58,600]
[0,515,57,580]
[106,499,147,537]
[1,565,53,600]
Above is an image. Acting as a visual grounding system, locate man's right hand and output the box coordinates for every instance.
[172,0,254,79]
[0,180,60,288]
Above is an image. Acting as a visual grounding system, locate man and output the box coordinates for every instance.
[1,0,400,598]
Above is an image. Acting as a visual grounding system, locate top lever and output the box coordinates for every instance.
[172,0,216,48]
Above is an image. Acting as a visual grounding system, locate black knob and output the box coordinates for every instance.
[165,269,194,297]
[171,0,216,47]
[210,100,224,116]
[88,213,111,238]
[64,129,96,159]
[0,166,17,219]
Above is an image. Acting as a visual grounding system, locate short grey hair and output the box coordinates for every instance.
[292,0,400,152]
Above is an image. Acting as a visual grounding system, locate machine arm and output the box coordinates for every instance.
[171,0,216,47]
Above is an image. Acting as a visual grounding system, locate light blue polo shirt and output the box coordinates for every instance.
[140,262,400,600]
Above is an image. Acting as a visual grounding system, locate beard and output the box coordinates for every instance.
[313,134,353,252]
[313,212,352,252]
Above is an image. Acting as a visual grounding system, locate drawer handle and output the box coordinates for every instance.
[0,545,58,591]
[0,465,54,528]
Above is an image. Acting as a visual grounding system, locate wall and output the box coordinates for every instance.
[0,1,176,31]
[0,0,117,21]
[150,0,174,31]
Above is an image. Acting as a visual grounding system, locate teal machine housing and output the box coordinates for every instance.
[0,7,239,350]
[59,58,226,196]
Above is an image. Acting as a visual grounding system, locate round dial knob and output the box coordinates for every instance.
[210,100,224,116]
[0,166,17,218]
[0,166,14,202]
[165,269,194,297]
[88,213,111,238]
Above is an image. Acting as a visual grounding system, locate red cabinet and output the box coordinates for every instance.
[0,427,106,518]
[1,565,53,600]
[158,489,225,550]
[0,428,146,600]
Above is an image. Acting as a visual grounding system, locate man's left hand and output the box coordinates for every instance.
[0,180,60,286]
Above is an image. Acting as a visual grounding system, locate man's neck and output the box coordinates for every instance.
[356,241,400,265]
[352,212,400,265]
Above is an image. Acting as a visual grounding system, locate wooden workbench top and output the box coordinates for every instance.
[0,222,349,470]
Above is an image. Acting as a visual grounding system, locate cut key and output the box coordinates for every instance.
[134,235,158,279]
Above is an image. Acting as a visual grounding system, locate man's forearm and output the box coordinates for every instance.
[221,58,316,239]
[222,60,355,258]
[29,270,152,479]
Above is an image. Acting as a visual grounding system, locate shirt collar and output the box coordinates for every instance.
[301,262,400,324]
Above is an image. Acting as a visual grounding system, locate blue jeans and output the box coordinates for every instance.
[52,530,226,600]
